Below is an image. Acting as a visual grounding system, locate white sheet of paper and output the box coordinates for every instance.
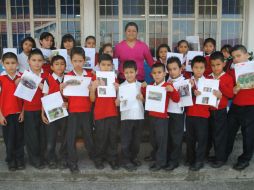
[145,85,166,113]
[196,79,219,107]
[51,49,68,63]
[83,48,96,69]
[167,52,184,64]
[14,70,42,102]
[40,48,52,60]
[186,36,200,51]
[186,51,204,72]
[119,83,139,111]
[96,71,116,97]
[174,80,193,107]
[41,91,68,123]
[63,75,91,96]
[3,48,17,55]
[235,61,254,89]
[113,58,119,71]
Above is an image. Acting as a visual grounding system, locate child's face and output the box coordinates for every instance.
[204,42,215,55]
[151,67,166,84]
[28,54,44,72]
[85,38,96,48]
[63,40,74,51]
[177,43,189,55]
[167,62,182,79]
[103,46,113,57]
[158,47,168,62]
[23,40,33,54]
[123,68,137,83]
[40,36,53,49]
[71,54,85,70]
[221,49,230,59]
[99,60,113,71]
[192,62,205,78]
[231,50,249,64]
[211,59,225,76]
[51,59,66,76]
[2,58,18,75]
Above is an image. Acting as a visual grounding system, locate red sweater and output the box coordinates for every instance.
[204,56,213,77]
[207,73,234,110]
[0,74,23,117]
[142,82,180,119]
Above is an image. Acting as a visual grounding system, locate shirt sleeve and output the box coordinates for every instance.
[143,43,154,67]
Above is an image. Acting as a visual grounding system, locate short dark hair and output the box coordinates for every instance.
[191,56,207,68]
[123,60,137,71]
[167,57,181,69]
[156,44,171,60]
[204,38,216,48]
[220,44,232,53]
[231,44,247,54]
[177,40,189,48]
[2,52,18,63]
[99,53,113,64]
[39,32,55,49]
[50,55,66,66]
[210,51,224,62]
[152,62,165,72]
[85,35,96,43]
[28,48,44,60]
[125,22,138,32]
[70,47,86,60]
[20,37,36,51]
[61,34,76,49]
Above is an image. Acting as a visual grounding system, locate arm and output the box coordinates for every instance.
[89,80,99,102]
[0,109,7,126]
[219,77,234,99]
[143,43,155,67]
[166,84,180,103]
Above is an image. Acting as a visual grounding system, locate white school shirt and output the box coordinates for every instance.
[17,52,29,73]
[42,72,64,94]
[167,75,185,114]
[65,55,73,73]
[120,80,144,121]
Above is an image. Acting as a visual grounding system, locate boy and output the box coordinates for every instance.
[41,55,68,169]
[142,63,180,171]
[207,51,234,168]
[89,54,119,170]
[165,57,185,170]
[0,52,24,171]
[186,56,210,171]
[116,60,144,171]
[226,45,254,170]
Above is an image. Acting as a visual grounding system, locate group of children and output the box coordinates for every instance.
[0,32,253,174]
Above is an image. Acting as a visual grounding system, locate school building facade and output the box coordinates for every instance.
[0,0,253,55]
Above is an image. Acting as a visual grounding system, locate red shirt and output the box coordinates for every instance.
[142,81,180,119]
[66,70,93,113]
[0,73,23,117]
[204,55,213,77]
[45,73,62,94]
[92,75,118,120]
[207,73,234,110]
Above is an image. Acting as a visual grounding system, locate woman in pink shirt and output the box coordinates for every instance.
[114,22,154,82]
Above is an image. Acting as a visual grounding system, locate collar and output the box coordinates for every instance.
[153,80,165,87]
[73,69,87,76]
[52,72,64,82]
[167,75,184,83]
[191,75,205,87]
[28,68,44,76]
[209,72,225,80]
[1,71,21,80]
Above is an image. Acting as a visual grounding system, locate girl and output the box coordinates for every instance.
[221,44,233,73]
[203,38,216,76]
[95,43,114,72]
[156,44,171,80]
[84,35,99,67]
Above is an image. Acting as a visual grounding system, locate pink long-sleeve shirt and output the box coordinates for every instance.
[114,40,154,81]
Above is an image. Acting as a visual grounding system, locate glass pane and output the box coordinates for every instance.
[12,22,31,53]
[0,0,6,19]
[173,0,194,18]
[221,21,242,46]
[199,0,217,19]
[222,0,243,18]
[123,0,145,18]
[61,21,81,46]
[198,21,217,47]
[100,21,119,46]
[149,0,168,17]
[0,21,7,55]
[33,0,56,18]
[123,20,146,42]
[60,0,80,18]
[11,0,30,19]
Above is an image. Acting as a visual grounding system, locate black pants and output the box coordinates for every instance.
[208,109,228,162]
[186,116,208,163]
[94,116,118,162]
[149,116,168,167]
[46,117,67,163]
[226,104,254,163]
[2,114,24,164]
[67,112,95,165]
[167,113,184,164]
[24,111,46,166]
[121,120,143,164]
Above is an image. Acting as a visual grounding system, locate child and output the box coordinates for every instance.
[18,37,36,73]
[203,38,216,77]
[94,43,114,71]
[220,44,233,72]
[226,45,254,170]
[165,57,185,171]
[176,40,191,79]
[84,35,99,66]
[156,44,171,81]
[89,54,119,170]
[41,55,68,169]
[39,32,55,73]
[185,56,210,171]
[207,51,234,168]
[60,34,76,73]
[142,63,180,171]
[61,47,95,173]
[0,52,24,171]
[23,48,49,169]
[116,60,144,171]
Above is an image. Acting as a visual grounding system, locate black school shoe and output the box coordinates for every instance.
[94,160,105,170]
[144,156,155,162]
[131,158,142,167]
[48,161,57,169]
[121,162,137,172]
[164,162,179,171]
[16,160,25,170]
[189,162,204,171]
[149,163,164,172]
[233,161,249,171]
[109,160,120,170]
[69,164,80,174]
[210,161,225,168]
[8,161,16,171]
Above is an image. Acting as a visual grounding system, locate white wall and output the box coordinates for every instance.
[246,0,254,51]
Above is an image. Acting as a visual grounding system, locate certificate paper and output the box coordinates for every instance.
[113,58,119,71]
[41,92,68,123]
[174,80,193,107]
[167,52,184,64]
[119,83,139,111]
[14,70,42,102]
[96,71,116,97]
[3,48,17,55]
[186,36,200,51]
[63,75,91,96]
[145,85,166,113]
[196,79,219,107]
[186,51,204,72]
[83,48,96,69]
[51,49,68,63]
[235,61,254,89]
